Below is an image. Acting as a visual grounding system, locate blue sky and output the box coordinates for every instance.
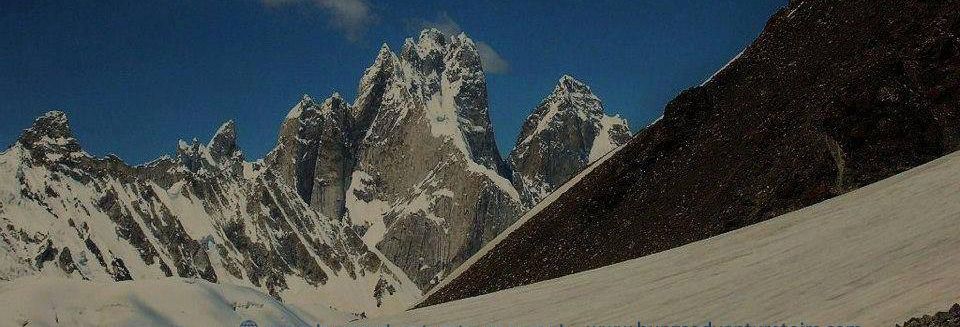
[1,0,785,164]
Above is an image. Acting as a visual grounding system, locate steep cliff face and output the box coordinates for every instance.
[509,75,631,206]
[421,0,960,307]
[265,94,354,221]
[0,112,419,316]
[345,29,522,290]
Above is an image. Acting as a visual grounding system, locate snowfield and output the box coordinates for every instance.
[0,277,355,326]
[358,149,960,326]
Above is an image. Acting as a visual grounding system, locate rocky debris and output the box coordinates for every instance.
[420,0,960,308]
[509,75,631,206]
[899,304,960,327]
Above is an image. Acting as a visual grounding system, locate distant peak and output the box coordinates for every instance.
[17,110,80,151]
[419,27,446,40]
[416,28,450,52]
[322,92,349,113]
[208,119,241,164]
[211,120,237,142]
[33,111,70,133]
[300,94,315,104]
[553,74,592,95]
[377,43,393,57]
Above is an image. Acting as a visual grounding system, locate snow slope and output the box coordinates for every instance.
[363,149,960,326]
[0,277,354,326]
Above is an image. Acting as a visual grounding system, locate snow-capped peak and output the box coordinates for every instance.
[19,111,72,142]
[207,120,242,164]
[509,76,631,206]
[418,28,447,44]
[16,110,84,157]
[552,74,595,98]
[376,43,395,62]
[323,92,348,110]
[300,93,315,104]
[286,94,319,120]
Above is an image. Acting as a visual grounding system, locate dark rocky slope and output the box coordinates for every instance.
[421,0,960,307]
[899,304,960,327]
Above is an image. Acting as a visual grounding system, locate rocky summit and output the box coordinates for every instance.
[509,75,631,206]
[342,28,523,290]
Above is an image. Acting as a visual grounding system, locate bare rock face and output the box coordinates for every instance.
[421,0,960,308]
[509,75,631,206]
[266,94,354,220]
[345,29,522,290]
[0,113,420,316]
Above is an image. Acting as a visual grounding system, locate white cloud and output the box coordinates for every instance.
[476,41,510,74]
[260,0,374,42]
[420,12,510,74]
[422,12,462,36]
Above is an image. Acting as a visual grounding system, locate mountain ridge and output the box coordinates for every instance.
[0,27,633,316]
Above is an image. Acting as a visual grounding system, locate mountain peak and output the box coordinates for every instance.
[509,76,630,206]
[17,110,81,153]
[553,74,592,95]
[321,93,350,117]
[377,43,394,60]
[286,94,319,120]
[300,93,315,104]
[418,28,447,41]
[208,120,240,164]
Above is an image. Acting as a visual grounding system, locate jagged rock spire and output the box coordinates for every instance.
[509,75,631,206]
[208,120,242,165]
[267,93,354,219]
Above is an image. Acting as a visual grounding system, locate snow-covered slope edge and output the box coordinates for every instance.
[381,149,960,326]
[0,277,353,326]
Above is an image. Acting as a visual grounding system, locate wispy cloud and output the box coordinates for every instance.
[421,12,463,36]
[420,12,510,74]
[474,42,510,74]
[260,0,374,42]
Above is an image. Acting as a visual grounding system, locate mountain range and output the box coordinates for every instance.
[0,28,630,316]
